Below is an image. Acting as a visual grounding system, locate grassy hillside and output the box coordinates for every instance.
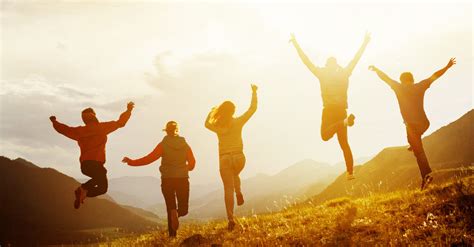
[106,176,473,246]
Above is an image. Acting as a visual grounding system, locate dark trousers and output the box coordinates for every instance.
[161,177,189,236]
[406,123,432,179]
[320,107,354,174]
[80,160,108,197]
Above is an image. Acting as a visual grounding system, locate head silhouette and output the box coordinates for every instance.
[163,121,179,136]
[400,72,415,85]
[212,101,235,127]
[81,108,99,125]
[325,57,342,70]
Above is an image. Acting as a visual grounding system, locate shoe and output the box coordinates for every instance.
[74,187,81,209]
[421,174,433,190]
[170,209,179,232]
[227,220,236,231]
[407,146,413,152]
[347,114,356,127]
[236,192,244,206]
[80,187,87,204]
[346,173,355,180]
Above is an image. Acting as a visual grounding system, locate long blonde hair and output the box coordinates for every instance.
[209,101,235,128]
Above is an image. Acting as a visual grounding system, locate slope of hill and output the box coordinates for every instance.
[313,110,474,203]
[156,159,343,219]
[107,176,474,246]
[0,157,159,245]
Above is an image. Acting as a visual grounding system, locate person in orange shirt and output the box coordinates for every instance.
[369,58,456,190]
[122,121,196,238]
[50,102,134,209]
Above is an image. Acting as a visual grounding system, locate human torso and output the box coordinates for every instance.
[160,135,189,178]
[317,68,350,109]
[392,83,430,127]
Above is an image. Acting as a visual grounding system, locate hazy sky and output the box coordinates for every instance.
[1,0,472,185]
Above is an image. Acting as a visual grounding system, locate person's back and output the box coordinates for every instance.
[161,135,190,178]
[391,81,430,128]
[214,118,246,155]
[318,67,350,108]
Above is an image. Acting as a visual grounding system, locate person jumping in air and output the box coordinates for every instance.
[50,102,134,209]
[289,33,371,180]
[205,84,258,231]
[368,58,456,190]
[122,121,196,238]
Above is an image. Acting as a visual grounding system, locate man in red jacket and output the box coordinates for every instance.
[50,102,134,209]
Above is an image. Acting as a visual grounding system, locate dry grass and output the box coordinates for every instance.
[103,177,474,246]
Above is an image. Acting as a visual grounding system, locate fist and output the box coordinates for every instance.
[122,157,131,164]
[49,116,56,122]
[289,33,296,43]
[127,102,135,111]
[251,84,258,92]
[364,32,371,43]
[368,65,377,71]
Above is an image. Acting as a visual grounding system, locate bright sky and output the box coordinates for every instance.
[1,0,472,185]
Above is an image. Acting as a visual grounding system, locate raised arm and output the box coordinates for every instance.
[345,32,371,75]
[368,65,399,89]
[50,116,80,140]
[421,58,456,88]
[103,101,134,134]
[237,84,258,124]
[122,143,162,167]
[289,34,321,77]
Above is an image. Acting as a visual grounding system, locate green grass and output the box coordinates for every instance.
[104,177,473,246]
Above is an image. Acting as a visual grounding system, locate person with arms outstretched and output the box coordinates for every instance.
[205,84,258,231]
[50,102,134,209]
[289,33,370,180]
[368,58,456,190]
[122,121,196,237]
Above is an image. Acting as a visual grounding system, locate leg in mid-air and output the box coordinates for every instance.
[232,153,246,207]
[320,107,355,142]
[175,178,190,218]
[336,127,354,180]
[161,178,179,237]
[406,125,433,190]
[75,160,108,209]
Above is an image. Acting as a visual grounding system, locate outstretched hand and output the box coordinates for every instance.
[447,58,456,69]
[289,33,296,44]
[122,157,132,164]
[127,102,135,111]
[49,116,56,122]
[251,84,258,93]
[368,65,378,72]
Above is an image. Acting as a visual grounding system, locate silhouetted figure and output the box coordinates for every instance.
[205,84,258,231]
[290,33,370,180]
[122,121,196,237]
[50,102,134,209]
[369,58,456,190]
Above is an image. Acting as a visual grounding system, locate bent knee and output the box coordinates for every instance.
[321,134,332,142]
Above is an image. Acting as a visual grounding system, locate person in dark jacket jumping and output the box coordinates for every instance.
[122,121,196,237]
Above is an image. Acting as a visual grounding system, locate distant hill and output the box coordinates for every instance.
[313,109,474,203]
[158,159,343,219]
[0,157,159,245]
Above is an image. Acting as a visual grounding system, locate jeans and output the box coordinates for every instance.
[219,152,246,221]
[161,177,189,236]
[80,160,108,197]
[406,123,432,179]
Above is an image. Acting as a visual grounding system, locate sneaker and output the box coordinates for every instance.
[170,209,179,232]
[74,187,81,209]
[227,220,236,231]
[347,114,356,127]
[346,173,355,180]
[421,174,433,190]
[236,192,245,206]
